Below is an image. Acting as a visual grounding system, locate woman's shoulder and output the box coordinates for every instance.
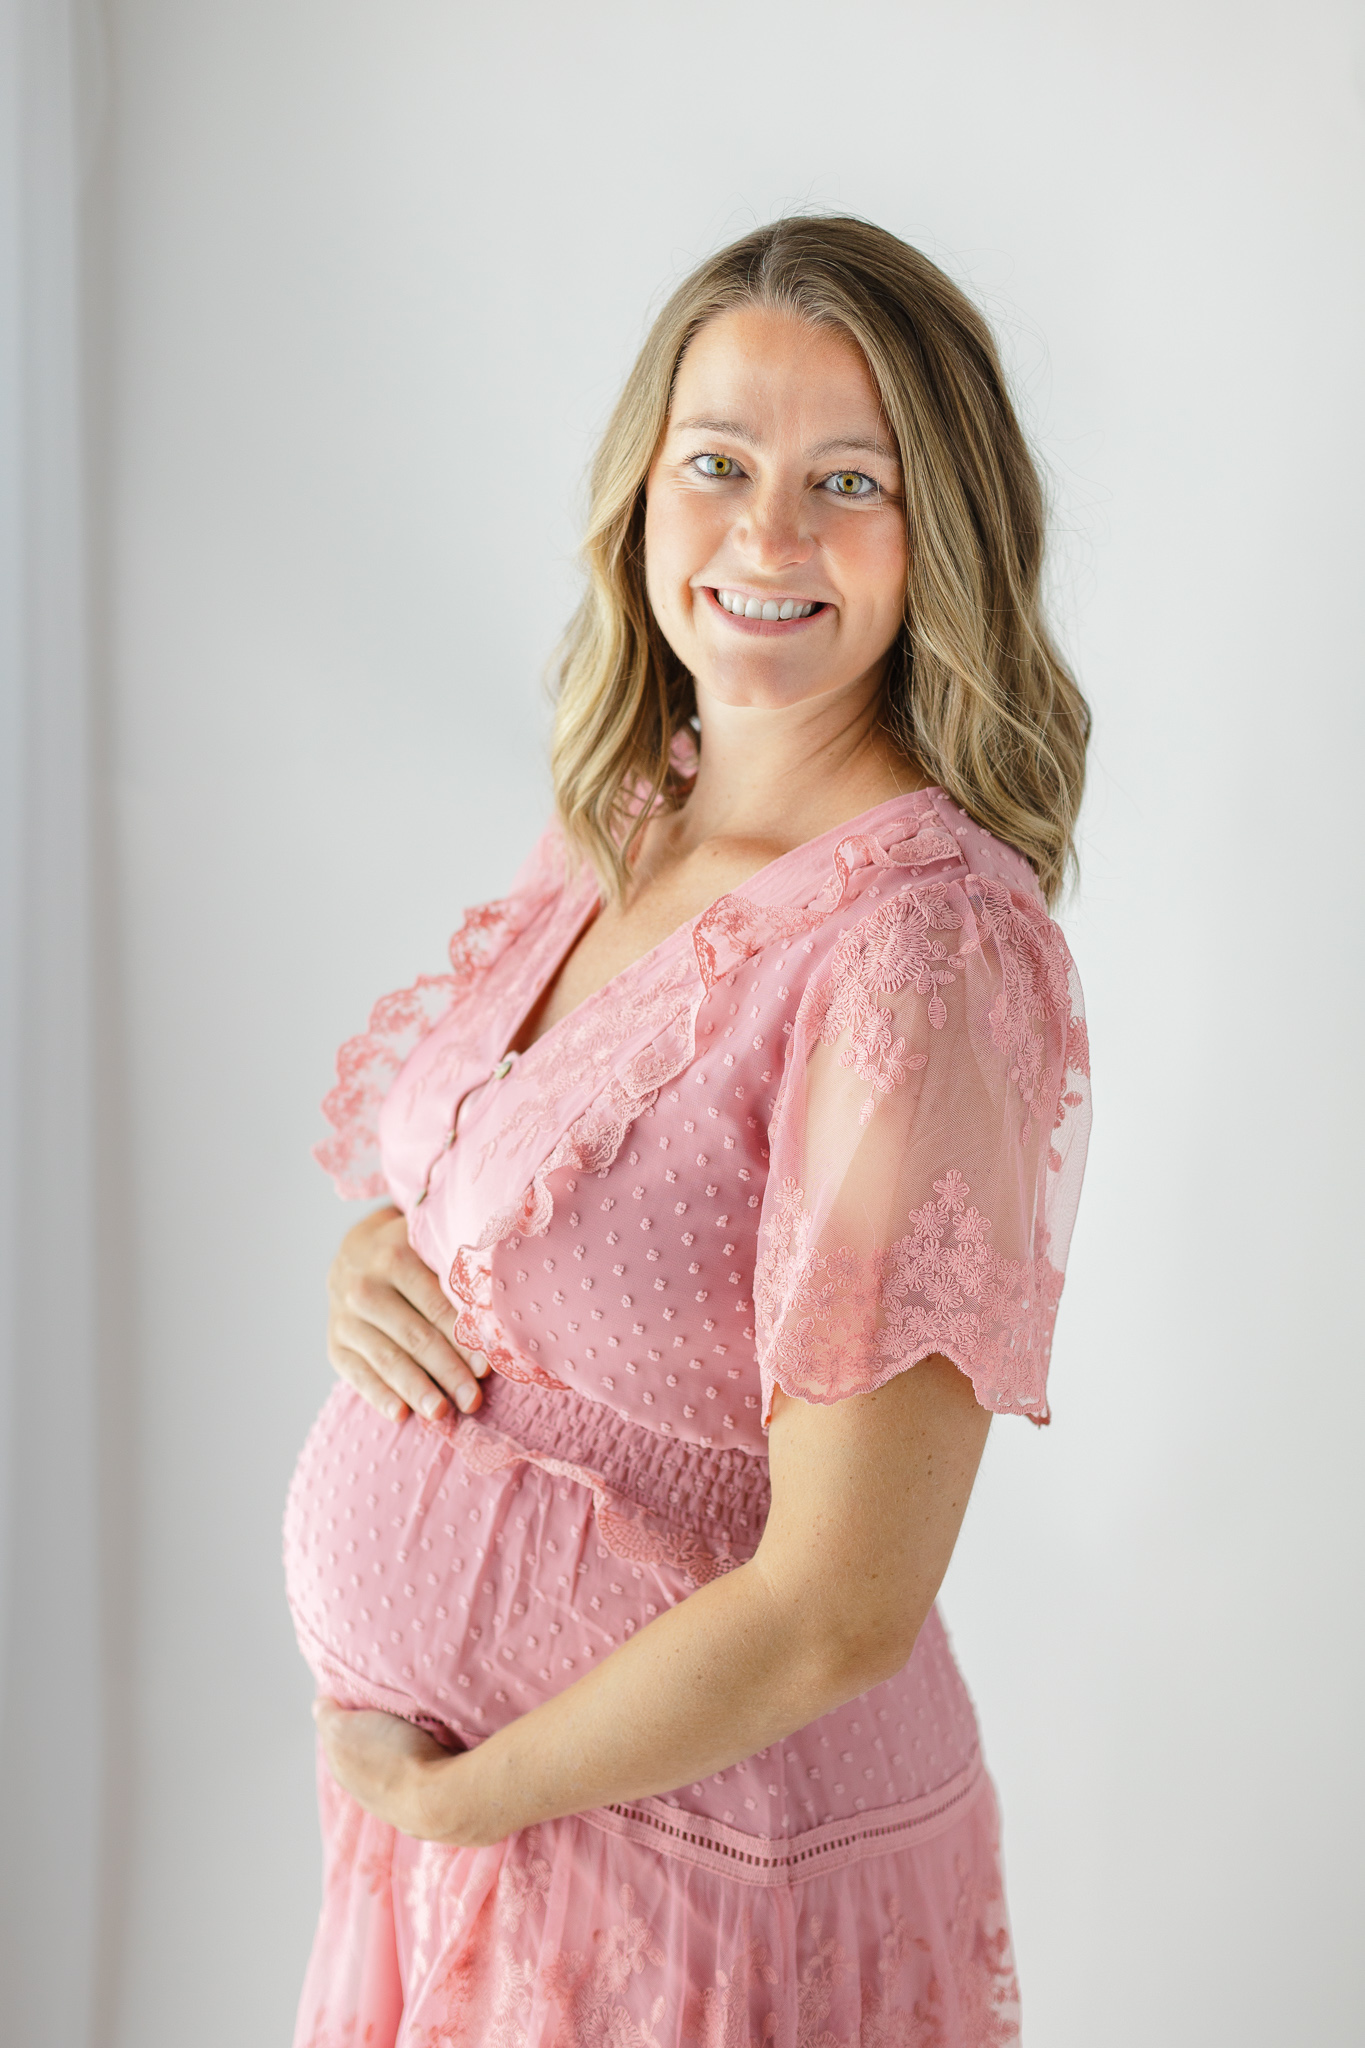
[767,788,1083,1107]
[503,813,574,905]
[815,789,1073,997]
[916,788,1045,903]
[687,786,1058,1004]
[788,785,1055,949]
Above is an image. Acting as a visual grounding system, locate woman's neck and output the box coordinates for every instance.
[670,674,925,863]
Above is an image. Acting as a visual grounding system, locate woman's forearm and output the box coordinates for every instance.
[441,1556,900,1847]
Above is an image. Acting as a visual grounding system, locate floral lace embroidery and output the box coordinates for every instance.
[469,951,700,1243]
[314,971,463,1200]
[942,1854,1022,2047]
[792,1916,853,2046]
[882,820,963,870]
[803,888,964,1124]
[757,1173,1060,1423]
[1053,1015,1092,1170]
[681,1899,1001,2048]
[314,896,539,1198]
[878,1174,1062,1414]
[305,1776,1020,2047]
[544,1881,669,2047]
[404,1826,555,2048]
[860,1897,945,2048]
[751,866,1085,1424]
[786,1900,964,2048]
[443,843,964,1369]
[787,1874,1017,2048]
[691,1940,781,2048]
[798,873,1079,1136]
[316,1762,393,1902]
[693,896,827,990]
[959,877,1078,1146]
[1066,1015,1090,1082]
[692,817,962,992]
[497,1832,555,1928]
[413,1948,538,2048]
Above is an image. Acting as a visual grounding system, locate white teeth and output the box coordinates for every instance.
[715,589,818,619]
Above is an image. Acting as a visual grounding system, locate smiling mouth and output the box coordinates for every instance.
[709,587,827,622]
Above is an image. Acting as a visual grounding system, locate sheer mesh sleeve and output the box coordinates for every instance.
[754,874,1090,1426]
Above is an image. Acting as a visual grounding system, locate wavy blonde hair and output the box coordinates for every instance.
[551,215,1090,908]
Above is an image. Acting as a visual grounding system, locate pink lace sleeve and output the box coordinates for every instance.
[313,828,565,1199]
[754,874,1091,1426]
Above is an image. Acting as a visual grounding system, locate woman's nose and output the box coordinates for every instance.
[733,486,814,569]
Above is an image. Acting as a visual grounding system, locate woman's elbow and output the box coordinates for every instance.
[809,1603,929,1702]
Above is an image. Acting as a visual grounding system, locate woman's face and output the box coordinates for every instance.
[644,306,908,715]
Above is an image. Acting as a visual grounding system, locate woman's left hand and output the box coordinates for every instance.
[313,1698,492,1845]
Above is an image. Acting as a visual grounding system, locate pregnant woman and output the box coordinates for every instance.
[285,214,1092,2047]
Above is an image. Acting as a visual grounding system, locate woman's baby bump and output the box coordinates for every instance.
[283,1382,688,1745]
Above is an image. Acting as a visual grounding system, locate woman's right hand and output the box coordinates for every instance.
[327,1204,489,1422]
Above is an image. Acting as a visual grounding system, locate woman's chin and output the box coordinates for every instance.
[693,661,863,715]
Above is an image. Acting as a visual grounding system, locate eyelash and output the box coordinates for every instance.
[689,452,885,500]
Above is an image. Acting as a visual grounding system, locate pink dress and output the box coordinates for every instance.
[284,782,1091,2047]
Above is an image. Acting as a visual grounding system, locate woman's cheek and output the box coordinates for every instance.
[873,517,910,616]
[834,517,907,648]
[643,544,686,655]
[644,495,709,646]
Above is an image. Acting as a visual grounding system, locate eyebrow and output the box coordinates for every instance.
[671,416,899,467]
[808,434,898,463]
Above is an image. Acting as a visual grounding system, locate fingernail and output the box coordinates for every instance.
[386,1399,404,1421]
[420,1391,446,1419]
[473,1356,490,1378]
[456,1383,479,1412]
[311,1699,322,1721]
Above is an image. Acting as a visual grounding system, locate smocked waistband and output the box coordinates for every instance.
[474,1371,771,1545]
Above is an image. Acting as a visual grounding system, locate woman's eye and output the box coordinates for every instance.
[823,469,879,499]
[693,453,738,478]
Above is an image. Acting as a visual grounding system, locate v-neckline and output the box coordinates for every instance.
[504,783,946,1069]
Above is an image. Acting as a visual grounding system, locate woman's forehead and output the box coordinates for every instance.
[669,308,895,458]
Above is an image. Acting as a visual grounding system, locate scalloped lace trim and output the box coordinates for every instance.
[471,954,702,1248]
[314,898,536,1198]
[757,1171,1062,1425]
[448,1243,572,1392]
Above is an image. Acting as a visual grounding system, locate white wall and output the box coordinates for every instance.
[0,7,103,2047]
[89,2,1363,2041]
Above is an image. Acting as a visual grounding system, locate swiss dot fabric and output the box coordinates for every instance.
[286,783,1091,2046]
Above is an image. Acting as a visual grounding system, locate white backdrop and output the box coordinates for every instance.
[18,0,1364,2041]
